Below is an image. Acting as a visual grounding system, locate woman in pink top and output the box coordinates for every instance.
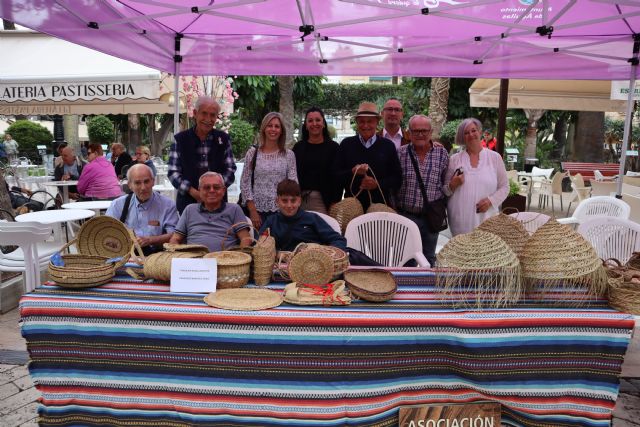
[77,143,122,200]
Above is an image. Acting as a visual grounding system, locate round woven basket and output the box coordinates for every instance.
[329,197,363,234]
[204,251,252,289]
[288,247,334,285]
[520,219,608,299]
[293,243,349,280]
[436,229,522,308]
[204,288,283,311]
[477,213,529,258]
[48,216,138,288]
[603,259,640,314]
[344,269,396,302]
[138,251,206,281]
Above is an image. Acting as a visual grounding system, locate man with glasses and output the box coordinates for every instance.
[170,172,251,251]
[396,115,449,267]
[107,164,178,255]
[377,98,410,150]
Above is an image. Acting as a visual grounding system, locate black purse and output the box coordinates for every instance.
[408,146,448,233]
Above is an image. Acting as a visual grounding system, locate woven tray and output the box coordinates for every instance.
[204,288,283,311]
[344,269,397,302]
[204,251,252,289]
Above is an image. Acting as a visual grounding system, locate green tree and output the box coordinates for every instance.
[228,117,256,160]
[87,115,115,144]
[5,120,53,162]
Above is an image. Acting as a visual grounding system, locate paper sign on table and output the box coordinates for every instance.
[170,258,217,293]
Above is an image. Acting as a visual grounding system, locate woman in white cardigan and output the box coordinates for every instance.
[444,118,509,236]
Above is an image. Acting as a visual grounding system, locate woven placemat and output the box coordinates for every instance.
[204,288,283,311]
[477,213,529,257]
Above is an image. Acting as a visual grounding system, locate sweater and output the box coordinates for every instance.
[333,135,402,210]
[292,139,342,207]
[77,156,122,199]
[260,210,347,251]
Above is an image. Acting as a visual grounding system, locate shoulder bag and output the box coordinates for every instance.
[408,146,448,233]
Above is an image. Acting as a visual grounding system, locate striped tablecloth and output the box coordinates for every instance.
[20,269,635,427]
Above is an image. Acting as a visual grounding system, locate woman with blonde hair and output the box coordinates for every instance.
[134,145,157,177]
[240,112,298,229]
[444,118,508,236]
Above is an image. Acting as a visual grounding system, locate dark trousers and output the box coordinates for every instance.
[399,211,439,267]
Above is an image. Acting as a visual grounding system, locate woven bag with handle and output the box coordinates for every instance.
[364,167,395,214]
[329,167,365,234]
[126,243,209,281]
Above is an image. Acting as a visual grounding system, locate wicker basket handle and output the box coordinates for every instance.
[221,221,256,251]
[364,167,388,206]
[55,238,79,256]
[275,250,293,281]
[349,165,365,198]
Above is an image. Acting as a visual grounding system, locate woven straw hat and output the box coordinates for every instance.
[204,288,283,311]
[288,247,334,285]
[477,213,529,257]
[520,219,608,298]
[355,101,380,118]
[344,269,396,302]
[77,216,134,258]
[436,229,522,308]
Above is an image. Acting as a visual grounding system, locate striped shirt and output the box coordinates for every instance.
[396,143,449,213]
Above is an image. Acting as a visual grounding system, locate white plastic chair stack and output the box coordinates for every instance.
[0,222,54,292]
[508,212,551,235]
[578,217,640,265]
[558,196,630,226]
[344,212,429,267]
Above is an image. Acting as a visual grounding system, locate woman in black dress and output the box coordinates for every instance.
[292,107,342,214]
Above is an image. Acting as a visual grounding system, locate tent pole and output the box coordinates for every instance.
[173,34,183,137]
[617,35,640,198]
[497,78,509,157]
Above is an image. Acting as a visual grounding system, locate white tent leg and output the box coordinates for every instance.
[173,35,181,136]
[617,37,640,198]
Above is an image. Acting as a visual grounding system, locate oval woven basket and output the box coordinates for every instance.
[204,251,252,289]
[603,258,640,314]
[344,269,397,302]
[48,254,120,287]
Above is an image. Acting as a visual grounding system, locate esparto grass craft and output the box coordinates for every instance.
[344,269,396,302]
[436,229,522,309]
[603,258,640,315]
[204,288,283,311]
[287,247,334,285]
[204,251,252,289]
[283,280,351,305]
[520,219,608,300]
[329,168,365,234]
[252,230,276,286]
[477,213,529,258]
[127,243,209,281]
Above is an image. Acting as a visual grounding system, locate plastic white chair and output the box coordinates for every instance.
[566,173,591,216]
[311,211,341,234]
[594,170,606,181]
[0,222,54,292]
[578,217,640,265]
[344,212,429,267]
[509,212,551,235]
[539,171,567,214]
[558,196,630,226]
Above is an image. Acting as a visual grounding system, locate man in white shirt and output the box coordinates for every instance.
[377,98,410,150]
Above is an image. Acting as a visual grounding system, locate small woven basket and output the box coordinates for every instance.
[204,251,252,289]
[477,213,529,258]
[344,269,397,302]
[603,258,640,314]
[277,244,347,282]
[364,168,396,214]
[329,167,366,234]
[49,216,139,288]
[127,243,209,281]
[288,247,334,285]
[253,230,276,286]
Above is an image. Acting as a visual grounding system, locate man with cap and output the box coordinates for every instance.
[376,98,410,150]
[333,102,402,211]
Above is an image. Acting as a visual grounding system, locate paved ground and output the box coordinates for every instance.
[1,189,639,426]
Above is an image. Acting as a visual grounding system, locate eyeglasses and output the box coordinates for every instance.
[410,129,432,135]
[383,107,402,113]
[201,184,225,191]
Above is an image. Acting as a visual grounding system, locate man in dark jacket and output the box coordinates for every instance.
[333,102,402,211]
[111,143,133,178]
[168,96,236,214]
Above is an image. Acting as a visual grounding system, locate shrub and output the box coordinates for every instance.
[5,120,53,162]
[228,117,256,160]
[439,119,462,151]
[87,115,115,144]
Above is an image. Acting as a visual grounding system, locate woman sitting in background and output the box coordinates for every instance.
[444,118,508,236]
[292,107,341,214]
[134,145,157,177]
[240,112,297,229]
[77,143,122,201]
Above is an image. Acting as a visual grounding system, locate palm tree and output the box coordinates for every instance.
[428,78,450,140]
[277,76,295,148]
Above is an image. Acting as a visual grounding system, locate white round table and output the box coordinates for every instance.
[16,209,95,243]
[62,201,112,212]
[43,180,79,204]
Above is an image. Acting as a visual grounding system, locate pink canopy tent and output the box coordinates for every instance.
[2,0,640,193]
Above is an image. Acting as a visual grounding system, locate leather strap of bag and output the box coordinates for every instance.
[119,192,135,223]
[408,146,430,213]
[249,144,258,191]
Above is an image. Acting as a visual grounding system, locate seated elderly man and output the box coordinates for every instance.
[170,172,251,251]
[54,146,86,189]
[106,164,178,255]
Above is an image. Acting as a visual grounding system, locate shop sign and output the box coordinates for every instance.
[0,80,157,102]
[399,402,501,427]
[0,104,72,115]
[611,81,640,101]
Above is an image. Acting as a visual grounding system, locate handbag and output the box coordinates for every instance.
[364,167,396,214]
[408,146,448,233]
[238,145,259,215]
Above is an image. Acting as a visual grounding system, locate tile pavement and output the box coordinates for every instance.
[1,189,639,426]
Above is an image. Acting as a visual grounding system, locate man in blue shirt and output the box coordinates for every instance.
[168,96,236,214]
[106,164,179,254]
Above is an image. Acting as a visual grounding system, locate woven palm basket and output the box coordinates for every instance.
[204,288,283,311]
[477,213,529,258]
[288,247,335,285]
[436,230,522,309]
[49,216,138,288]
[344,269,396,302]
[520,219,608,299]
[253,231,276,286]
[603,259,640,314]
[295,243,349,280]
[127,243,209,281]
[329,197,363,234]
[204,251,252,289]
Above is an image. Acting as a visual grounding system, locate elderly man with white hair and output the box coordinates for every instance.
[106,163,178,254]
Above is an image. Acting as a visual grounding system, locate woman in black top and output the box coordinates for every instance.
[292,107,342,214]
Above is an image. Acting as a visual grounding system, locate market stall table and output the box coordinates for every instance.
[15,209,95,242]
[19,269,635,427]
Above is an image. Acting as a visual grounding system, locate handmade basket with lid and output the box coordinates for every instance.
[48,216,138,288]
[204,251,252,289]
[344,269,397,302]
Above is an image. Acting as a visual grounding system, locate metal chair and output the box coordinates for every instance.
[508,212,551,235]
[578,217,640,265]
[0,221,54,292]
[344,212,429,267]
[558,196,630,226]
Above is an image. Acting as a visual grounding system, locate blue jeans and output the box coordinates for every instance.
[400,211,439,267]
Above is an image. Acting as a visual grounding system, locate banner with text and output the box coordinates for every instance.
[0,80,158,102]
